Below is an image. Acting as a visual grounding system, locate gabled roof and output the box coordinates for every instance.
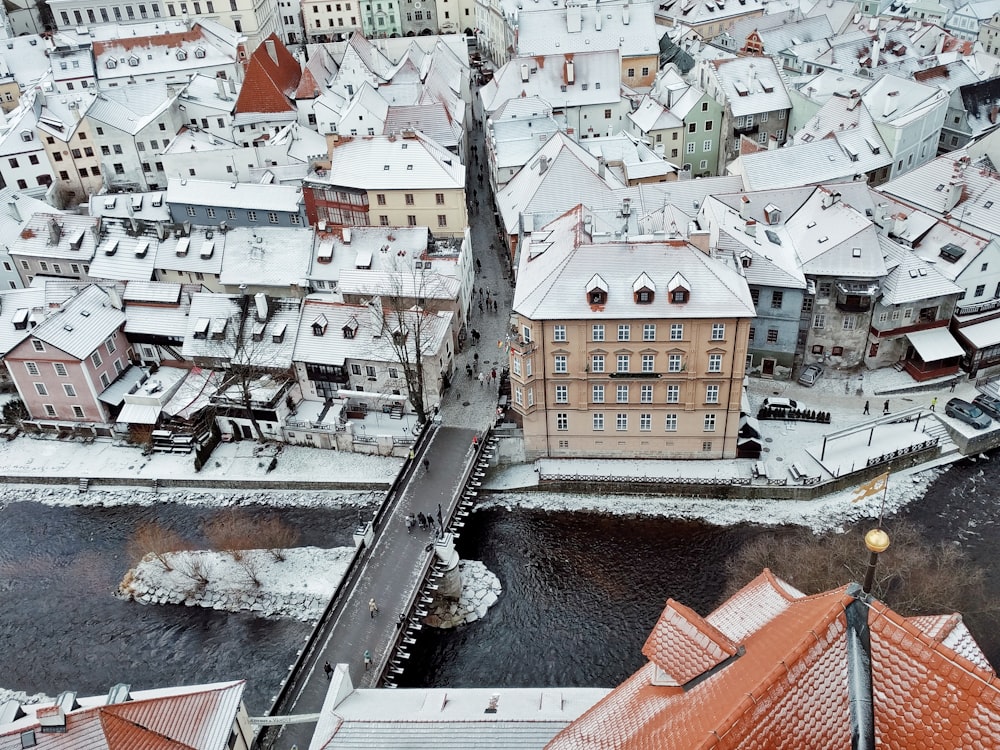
[25,284,125,360]
[709,56,791,117]
[234,34,301,115]
[879,235,963,305]
[546,570,1000,750]
[786,188,885,277]
[0,681,245,750]
[297,46,337,99]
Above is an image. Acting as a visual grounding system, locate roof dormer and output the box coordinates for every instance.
[668,272,690,304]
[632,272,655,304]
[586,273,608,306]
[342,316,358,339]
[312,314,328,336]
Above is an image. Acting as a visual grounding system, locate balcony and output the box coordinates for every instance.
[510,338,536,355]
[608,371,662,379]
[835,281,879,313]
[733,123,759,138]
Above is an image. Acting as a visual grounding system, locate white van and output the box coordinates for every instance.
[762,397,799,412]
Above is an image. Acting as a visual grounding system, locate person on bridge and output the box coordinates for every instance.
[369,598,379,618]
[423,458,430,473]
[417,512,427,529]
[405,514,414,533]
[364,650,372,671]
[324,661,333,680]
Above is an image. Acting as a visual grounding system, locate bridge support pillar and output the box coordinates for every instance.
[433,532,463,600]
[353,521,373,548]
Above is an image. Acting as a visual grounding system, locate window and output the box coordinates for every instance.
[527,388,535,407]
[702,441,713,452]
[604,109,612,119]
[771,291,783,309]
[105,337,116,355]
[711,323,725,340]
[640,384,653,403]
[706,384,719,403]
[616,384,629,403]
[802,297,814,314]
[641,354,654,372]
[379,215,390,226]
[686,142,696,154]
[227,209,237,220]
[437,215,447,227]
[670,323,683,341]
[186,206,197,217]
[514,386,523,405]
[668,354,682,372]
[521,326,532,343]
[643,323,656,341]
[708,353,722,372]
[44,404,56,417]
[592,384,605,403]
[592,324,605,341]
[63,384,76,397]
[593,412,605,430]
[750,289,759,306]
[666,384,679,403]
[704,413,716,432]
[639,413,651,431]
[555,384,568,403]
[591,354,604,373]
[247,210,257,221]
[91,351,102,367]
[405,193,415,205]
[553,325,566,342]
[703,139,712,152]
[554,355,567,373]
[627,67,635,77]
[818,281,832,298]
[616,413,628,431]
[435,193,445,205]
[617,324,630,341]
[767,328,778,343]
[556,413,568,430]
[616,354,629,372]
[843,316,857,330]
[34,383,47,396]
[512,357,521,376]
[54,363,67,376]
[812,313,825,330]
[664,413,677,431]
[25,362,39,375]
[365,365,376,378]
[407,215,417,226]
[351,364,362,376]
[975,284,986,297]
[268,212,279,224]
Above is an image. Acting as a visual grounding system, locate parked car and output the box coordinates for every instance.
[944,398,992,429]
[797,363,824,387]
[972,394,1000,421]
[762,397,799,413]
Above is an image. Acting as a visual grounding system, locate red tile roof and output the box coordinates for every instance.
[92,28,205,56]
[234,33,301,115]
[546,570,1000,749]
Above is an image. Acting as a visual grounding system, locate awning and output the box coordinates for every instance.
[907,327,965,361]
[117,402,162,425]
[957,316,1000,349]
[98,366,148,405]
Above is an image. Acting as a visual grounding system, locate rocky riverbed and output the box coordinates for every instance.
[425,560,502,629]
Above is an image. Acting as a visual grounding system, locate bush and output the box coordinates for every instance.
[2,398,27,425]
[127,522,189,570]
[203,508,257,561]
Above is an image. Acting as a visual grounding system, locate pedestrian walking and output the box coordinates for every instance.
[324,661,333,679]
[405,514,414,533]
[479,301,484,314]
[478,371,486,387]
[466,363,473,378]
[493,299,498,313]
[408,448,414,461]
[363,650,372,671]
[417,512,427,528]
[473,352,479,364]
[950,379,958,393]
[883,400,890,415]
[930,397,937,411]
[476,258,482,272]
[491,368,497,383]
[423,458,430,473]
[397,612,406,629]
[863,400,870,415]
[428,516,436,533]
[472,328,480,344]
[368,598,379,618]
[472,434,479,449]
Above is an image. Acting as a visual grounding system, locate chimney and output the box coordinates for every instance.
[892,212,907,237]
[739,194,751,220]
[945,181,963,211]
[539,155,548,174]
[597,155,605,179]
[566,3,582,32]
[689,228,711,254]
[520,63,529,82]
[8,198,20,223]
[622,4,630,24]
[254,291,268,321]
[595,10,602,30]
[106,286,123,310]
[368,296,383,332]
[265,38,278,65]
[871,38,880,69]
[565,59,575,85]
[47,218,62,245]
[935,31,945,55]
[217,76,229,100]
[745,219,757,236]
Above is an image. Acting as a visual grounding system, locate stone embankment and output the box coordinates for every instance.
[425,560,502,629]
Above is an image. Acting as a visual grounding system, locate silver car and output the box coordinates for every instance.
[797,363,824,387]
[945,398,992,430]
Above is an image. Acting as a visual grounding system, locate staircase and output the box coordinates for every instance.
[920,418,960,458]
[78,478,90,493]
[389,404,404,420]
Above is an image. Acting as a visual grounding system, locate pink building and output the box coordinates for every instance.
[5,285,129,423]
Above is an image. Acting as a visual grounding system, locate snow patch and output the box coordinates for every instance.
[424,560,502,628]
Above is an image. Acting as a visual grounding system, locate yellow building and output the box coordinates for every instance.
[307,132,467,238]
[510,205,755,460]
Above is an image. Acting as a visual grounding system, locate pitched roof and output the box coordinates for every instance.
[234,34,301,115]
[546,570,1000,750]
[27,285,125,360]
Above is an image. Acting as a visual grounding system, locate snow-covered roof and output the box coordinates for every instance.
[709,57,791,117]
[317,132,464,191]
[513,205,755,321]
[879,235,963,304]
[786,188,886,278]
[218,227,314,290]
[88,191,170,224]
[480,50,621,115]
[152,227,226,275]
[181,292,301,368]
[10,213,99,261]
[516,0,660,59]
[28,284,125,360]
[166,178,304,213]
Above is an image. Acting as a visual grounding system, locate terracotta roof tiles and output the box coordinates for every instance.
[234,33,301,115]
[641,600,738,687]
[546,570,1000,750]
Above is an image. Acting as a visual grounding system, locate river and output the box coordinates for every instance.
[0,457,997,713]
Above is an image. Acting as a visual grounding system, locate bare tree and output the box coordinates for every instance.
[203,509,257,561]
[724,522,997,619]
[238,552,263,588]
[258,516,301,561]
[177,554,213,591]
[128,522,189,570]
[367,260,454,424]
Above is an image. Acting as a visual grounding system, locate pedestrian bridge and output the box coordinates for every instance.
[254,425,497,750]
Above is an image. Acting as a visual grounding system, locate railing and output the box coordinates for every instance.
[539,472,755,486]
[865,437,938,467]
[957,297,1000,316]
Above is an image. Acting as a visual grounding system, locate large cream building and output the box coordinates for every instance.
[510,205,755,460]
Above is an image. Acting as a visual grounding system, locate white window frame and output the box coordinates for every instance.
[711,323,725,340]
[591,355,605,373]
[670,323,683,341]
[641,354,654,372]
[554,354,567,373]
[616,354,629,373]
[640,384,653,403]
[592,384,605,403]
[642,324,656,341]
[616,384,629,403]
[555,384,568,403]
[708,353,723,373]
[593,412,604,430]
[553,324,567,342]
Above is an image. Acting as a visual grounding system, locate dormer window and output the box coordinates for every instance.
[19,130,31,142]
[194,47,206,59]
[668,272,690,304]
[128,55,140,67]
[177,50,187,61]
[632,272,655,304]
[586,273,608,305]
[106,59,117,69]
[342,317,358,339]
[312,314,328,336]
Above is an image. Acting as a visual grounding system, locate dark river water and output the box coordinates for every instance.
[1,457,998,712]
